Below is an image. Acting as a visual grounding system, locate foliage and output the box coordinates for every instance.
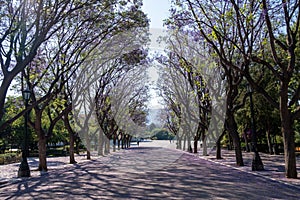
[0,152,21,165]
[150,128,174,140]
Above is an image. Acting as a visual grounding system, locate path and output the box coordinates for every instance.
[0,141,299,199]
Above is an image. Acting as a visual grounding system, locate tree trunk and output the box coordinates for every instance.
[183,135,186,151]
[32,109,48,171]
[186,128,192,153]
[0,75,14,121]
[104,137,110,155]
[75,138,80,154]
[280,85,297,178]
[128,135,132,148]
[202,130,208,156]
[113,136,116,152]
[273,135,279,155]
[38,134,47,171]
[282,121,297,178]
[98,130,104,156]
[228,133,233,150]
[85,129,91,160]
[216,135,222,159]
[64,114,76,164]
[227,113,244,166]
[266,124,274,155]
[86,150,91,160]
[178,138,182,149]
[177,132,182,150]
[193,136,198,154]
[69,132,76,164]
[243,129,250,152]
[125,135,129,149]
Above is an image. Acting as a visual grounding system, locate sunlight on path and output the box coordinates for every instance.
[139,140,177,149]
[104,140,182,173]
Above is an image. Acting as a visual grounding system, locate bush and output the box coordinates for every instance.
[47,146,68,157]
[0,152,21,165]
[151,129,174,140]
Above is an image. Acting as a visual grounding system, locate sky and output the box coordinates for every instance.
[142,0,171,109]
[142,0,171,29]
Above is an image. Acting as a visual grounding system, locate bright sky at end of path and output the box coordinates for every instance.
[142,0,171,109]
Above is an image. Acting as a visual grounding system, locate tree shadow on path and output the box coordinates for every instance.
[0,147,299,199]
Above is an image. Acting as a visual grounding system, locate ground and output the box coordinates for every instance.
[0,140,299,199]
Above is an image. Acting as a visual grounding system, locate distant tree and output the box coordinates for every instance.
[151,128,173,140]
[147,123,157,132]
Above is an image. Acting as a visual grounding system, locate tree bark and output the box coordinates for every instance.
[38,134,47,171]
[176,134,182,150]
[69,132,76,164]
[227,113,244,166]
[201,129,208,156]
[86,150,91,160]
[31,109,48,171]
[216,133,224,159]
[243,129,250,152]
[282,118,297,178]
[280,82,297,178]
[0,75,14,120]
[104,137,110,155]
[63,113,76,164]
[193,135,198,154]
[75,138,80,154]
[85,128,91,160]
[127,135,132,148]
[202,137,208,156]
[98,130,104,156]
[113,136,116,152]
[266,124,274,155]
[118,138,121,150]
[183,135,186,151]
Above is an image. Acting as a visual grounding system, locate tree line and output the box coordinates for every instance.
[157,0,300,179]
[0,0,150,171]
[0,0,299,180]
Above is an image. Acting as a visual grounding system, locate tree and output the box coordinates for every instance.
[0,96,35,151]
[157,27,227,158]
[0,0,106,120]
[169,0,247,166]
[157,51,202,153]
[170,0,299,178]
[1,0,149,171]
[74,48,150,156]
[213,0,299,177]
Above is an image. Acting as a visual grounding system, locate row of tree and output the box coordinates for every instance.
[0,0,150,171]
[157,0,300,178]
[0,0,299,181]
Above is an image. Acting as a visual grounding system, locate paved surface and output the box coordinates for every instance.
[0,140,299,199]
[203,148,300,187]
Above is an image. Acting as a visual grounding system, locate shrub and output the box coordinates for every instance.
[0,152,21,165]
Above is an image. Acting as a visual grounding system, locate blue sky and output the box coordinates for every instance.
[142,0,171,29]
[142,1,172,110]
